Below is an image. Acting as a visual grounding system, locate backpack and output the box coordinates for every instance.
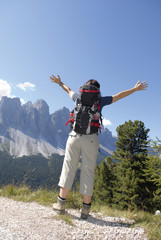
[66,84,102,134]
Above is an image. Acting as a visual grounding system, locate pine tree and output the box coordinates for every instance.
[112,120,151,211]
[144,138,161,209]
[93,156,116,205]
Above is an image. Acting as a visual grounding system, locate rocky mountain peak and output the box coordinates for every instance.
[33,99,49,115]
[0,96,21,126]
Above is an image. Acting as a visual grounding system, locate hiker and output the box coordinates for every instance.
[50,74,148,219]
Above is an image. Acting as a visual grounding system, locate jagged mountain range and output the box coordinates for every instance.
[0,96,117,158]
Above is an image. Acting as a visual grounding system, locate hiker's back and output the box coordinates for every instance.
[67,84,101,134]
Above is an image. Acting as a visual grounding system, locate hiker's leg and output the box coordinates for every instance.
[53,133,81,213]
[83,195,92,204]
[59,187,70,199]
[79,133,99,197]
[79,134,99,219]
[81,196,92,219]
[58,132,81,192]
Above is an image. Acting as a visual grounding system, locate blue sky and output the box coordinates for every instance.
[0,0,161,140]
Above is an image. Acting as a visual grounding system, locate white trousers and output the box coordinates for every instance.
[58,131,99,196]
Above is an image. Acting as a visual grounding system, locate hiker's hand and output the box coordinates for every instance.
[134,81,148,91]
[50,74,61,85]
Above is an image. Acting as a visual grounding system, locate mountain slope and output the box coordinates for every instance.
[0,97,117,158]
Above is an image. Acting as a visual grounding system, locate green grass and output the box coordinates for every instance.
[0,184,161,240]
[0,184,58,206]
[53,214,75,226]
[0,184,82,208]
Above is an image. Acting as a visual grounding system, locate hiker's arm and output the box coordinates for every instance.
[50,74,74,99]
[112,81,148,103]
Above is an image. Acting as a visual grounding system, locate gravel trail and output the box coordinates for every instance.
[0,197,148,240]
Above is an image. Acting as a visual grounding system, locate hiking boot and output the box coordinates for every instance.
[80,203,91,219]
[53,197,66,214]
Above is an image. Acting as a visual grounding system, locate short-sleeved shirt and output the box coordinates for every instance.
[72,92,113,111]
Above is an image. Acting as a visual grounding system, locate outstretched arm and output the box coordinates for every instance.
[50,74,75,99]
[112,81,148,103]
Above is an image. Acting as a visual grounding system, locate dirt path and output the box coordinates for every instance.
[0,197,148,240]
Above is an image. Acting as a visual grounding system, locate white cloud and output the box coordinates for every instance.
[0,79,27,104]
[103,118,113,126]
[17,82,36,91]
[0,79,12,99]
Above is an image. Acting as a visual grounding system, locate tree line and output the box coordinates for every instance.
[0,152,64,189]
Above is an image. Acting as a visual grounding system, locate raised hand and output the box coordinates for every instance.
[50,74,61,85]
[134,81,148,91]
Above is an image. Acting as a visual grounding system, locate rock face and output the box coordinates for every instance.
[0,97,22,127]
[0,97,117,158]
